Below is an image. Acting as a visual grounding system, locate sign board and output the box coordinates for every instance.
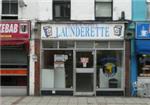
[136,23,150,39]
[41,24,124,40]
[0,21,30,40]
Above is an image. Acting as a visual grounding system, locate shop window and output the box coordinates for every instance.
[96,50,123,89]
[42,50,73,89]
[137,54,150,77]
[147,1,150,19]
[53,0,70,20]
[95,0,112,20]
[2,0,18,19]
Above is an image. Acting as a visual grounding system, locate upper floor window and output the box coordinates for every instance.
[95,0,112,20]
[2,0,18,20]
[147,0,150,19]
[2,0,18,15]
[53,0,70,20]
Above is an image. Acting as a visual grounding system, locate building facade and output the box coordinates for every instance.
[0,0,132,96]
[131,0,150,97]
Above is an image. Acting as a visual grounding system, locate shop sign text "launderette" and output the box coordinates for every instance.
[41,24,124,40]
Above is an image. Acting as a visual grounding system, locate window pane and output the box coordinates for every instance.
[110,41,124,48]
[64,3,70,17]
[2,2,9,14]
[96,50,123,89]
[42,41,57,48]
[53,1,70,19]
[55,5,61,17]
[76,41,94,48]
[148,3,150,19]
[96,2,112,17]
[11,3,18,14]
[43,50,73,88]
[95,41,109,48]
[59,41,74,48]
[137,54,150,77]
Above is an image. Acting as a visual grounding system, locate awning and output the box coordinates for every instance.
[136,40,150,54]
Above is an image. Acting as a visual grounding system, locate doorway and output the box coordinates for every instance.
[74,51,95,96]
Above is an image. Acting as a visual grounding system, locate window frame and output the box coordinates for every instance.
[2,0,18,15]
[147,0,150,20]
[53,0,71,20]
[95,0,113,21]
[1,0,18,19]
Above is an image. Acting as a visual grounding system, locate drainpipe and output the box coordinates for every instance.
[126,22,137,96]
[130,36,137,96]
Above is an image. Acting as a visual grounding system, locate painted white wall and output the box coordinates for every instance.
[28,21,36,95]
[18,0,52,20]
[1,0,131,21]
[113,0,132,20]
[0,0,2,20]
[71,0,95,20]
[38,0,52,20]
[18,0,39,20]
[29,40,35,95]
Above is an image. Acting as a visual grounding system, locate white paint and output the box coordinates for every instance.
[18,0,52,20]
[29,21,36,95]
[29,40,35,95]
[71,0,95,20]
[38,0,52,20]
[147,0,150,2]
[1,0,131,21]
[0,0,1,20]
[18,0,39,20]
[113,0,131,20]
[41,69,54,89]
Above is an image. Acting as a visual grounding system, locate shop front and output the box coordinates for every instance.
[37,23,126,96]
[133,22,150,97]
[0,21,30,95]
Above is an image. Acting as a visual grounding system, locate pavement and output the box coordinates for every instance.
[1,96,150,105]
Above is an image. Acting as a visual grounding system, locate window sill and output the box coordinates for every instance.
[95,17,112,21]
[1,14,18,17]
[139,73,150,77]
[53,18,70,21]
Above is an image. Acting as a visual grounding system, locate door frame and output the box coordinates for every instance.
[73,50,96,96]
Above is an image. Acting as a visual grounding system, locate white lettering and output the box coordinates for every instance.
[0,23,18,33]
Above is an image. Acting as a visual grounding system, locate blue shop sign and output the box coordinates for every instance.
[136,23,150,39]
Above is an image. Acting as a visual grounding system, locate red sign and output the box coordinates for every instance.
[0,21,30,46]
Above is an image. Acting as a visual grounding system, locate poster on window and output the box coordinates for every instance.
[103,63,117,77]
[80,57,89,67]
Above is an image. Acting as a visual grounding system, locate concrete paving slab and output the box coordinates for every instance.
[1,96,150,105]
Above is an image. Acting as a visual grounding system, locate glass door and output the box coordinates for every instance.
[74,51,95,96]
